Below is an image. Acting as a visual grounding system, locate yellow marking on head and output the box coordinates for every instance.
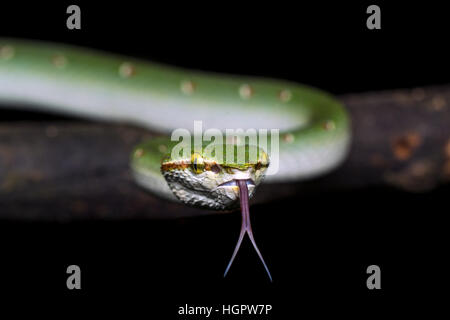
[161,160,190,172]
[191,152,205,174]
[161,157,268,173]
[260,152,269,165]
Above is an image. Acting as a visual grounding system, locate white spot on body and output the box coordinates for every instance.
[279,89,292,102]
[282,133,295,143]
[0,45,15,60]
[119,62,135,78]
[134,148,144,158]
[181,80,195,95]
[158,144,168,153]
[323,120,336,131]
[52,54,68,68]
[239,84,253,99]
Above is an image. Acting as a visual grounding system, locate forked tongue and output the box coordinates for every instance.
[223,179,272,281]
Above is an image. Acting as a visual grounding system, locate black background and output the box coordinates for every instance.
[0,1,448,317]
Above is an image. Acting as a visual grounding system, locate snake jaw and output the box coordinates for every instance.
[215,179,256,199]
[162,164,264,210]
[216,179,256,198]
[216,179,255,188]
[160,147,269,210]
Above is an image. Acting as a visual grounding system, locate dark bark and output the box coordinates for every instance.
[1,85,449,220]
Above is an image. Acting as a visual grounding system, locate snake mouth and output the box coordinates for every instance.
[217,179,255,188]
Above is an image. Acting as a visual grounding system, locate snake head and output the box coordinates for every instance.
[160,144,270,210]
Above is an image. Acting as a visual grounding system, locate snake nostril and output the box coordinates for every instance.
[211,164,221,174]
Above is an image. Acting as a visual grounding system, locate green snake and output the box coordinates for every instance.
[0,39,351,281]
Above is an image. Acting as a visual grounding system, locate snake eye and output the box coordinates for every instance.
[191,153,205,174]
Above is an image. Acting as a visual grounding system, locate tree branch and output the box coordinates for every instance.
[1,85,449,220]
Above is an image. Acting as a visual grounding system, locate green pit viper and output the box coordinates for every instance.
[0,39,351,281]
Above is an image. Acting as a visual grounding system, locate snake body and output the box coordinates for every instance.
[0,39,351,279]
[0,39,350,201]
